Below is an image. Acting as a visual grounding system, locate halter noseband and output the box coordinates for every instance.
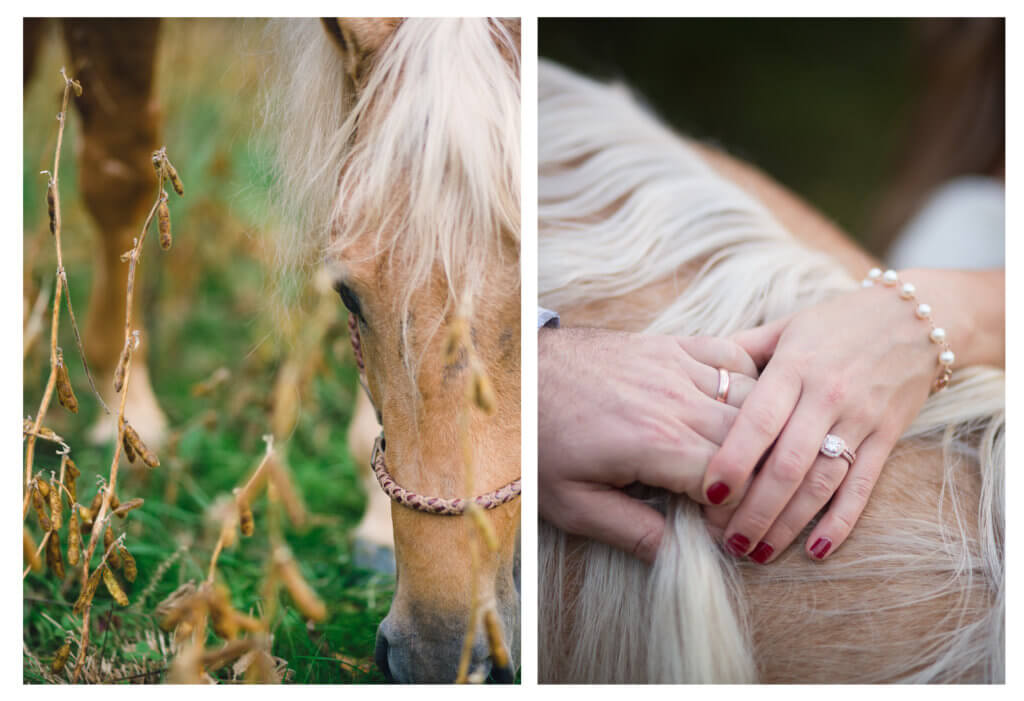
[371,434,521,515]
[349,313,521,516]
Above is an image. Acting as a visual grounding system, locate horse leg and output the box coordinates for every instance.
[62,19,169,446]
[347,385,395,573]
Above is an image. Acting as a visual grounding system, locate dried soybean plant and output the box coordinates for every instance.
[69,143,184,681]
[446,301,514,684]
[158,434,323,683]
[22,68,185,681]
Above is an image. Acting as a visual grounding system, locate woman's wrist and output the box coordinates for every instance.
[897,268,1005,369]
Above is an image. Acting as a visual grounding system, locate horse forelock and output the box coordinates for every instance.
[268,18,520,326]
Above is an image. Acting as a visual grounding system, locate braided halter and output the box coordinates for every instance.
[348,313,521,515]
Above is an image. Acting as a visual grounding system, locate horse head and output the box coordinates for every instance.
[270,18,520,682]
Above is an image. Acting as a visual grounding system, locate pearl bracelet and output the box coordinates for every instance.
[861,268,953,392]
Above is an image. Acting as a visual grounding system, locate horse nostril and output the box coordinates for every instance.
[375,628,393,682]
[489,661,515,684]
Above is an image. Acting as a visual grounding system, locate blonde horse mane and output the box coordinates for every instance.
[538,60,1004,683]
[265,18,520,342]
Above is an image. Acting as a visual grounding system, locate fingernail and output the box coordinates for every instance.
[725,533,750,557]
[810,537,832,559]
[706,481,730,505]
[749,541,774,564]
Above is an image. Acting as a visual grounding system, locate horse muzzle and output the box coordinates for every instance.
[375,614,515,683]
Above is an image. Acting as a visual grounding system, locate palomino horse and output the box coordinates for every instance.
[538,61,1003,683]
[267,19,521,682]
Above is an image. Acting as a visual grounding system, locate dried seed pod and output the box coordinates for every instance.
[105,526,122,570]
[119,544,137,582]
[232,610,264,633]
[158,584,202,632]
[444,317,469,365]
[163,158,184,196]
[274,546,326,622]
[55,348,78,414]
[123,422,159,467]
[102,566,130,606]
[52,639,72,673]
[24,529,41,572]
[483,608,510,670]
[209,586,239,640]
[109,490,121,513]
[37,480,50,499]
[202,638,256,672]
[89,489,103,516]
[73,566,105,616]
[78,503,94,528]
[67,507,81,567]
[113,343,130,393]
[266,455,306,526]
[121,428,137,463]
[46,180,56,235]
[63,457,79,503]
[25,419,62,443]
[49,477,62,530]
[32,482,52,532]
[114,497,144,518]
[157,192,172,250]
[46,529,64,579]
[470,367,496,415]
[235,488,254,537]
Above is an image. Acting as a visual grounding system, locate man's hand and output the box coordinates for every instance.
[539,327,757,563]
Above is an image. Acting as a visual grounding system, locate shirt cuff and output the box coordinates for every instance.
[538,307,560,329]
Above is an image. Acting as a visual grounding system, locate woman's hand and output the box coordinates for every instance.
[700,271,961,563]
[539,327,757,563]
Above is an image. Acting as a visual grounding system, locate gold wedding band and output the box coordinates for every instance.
[715,367,730,403]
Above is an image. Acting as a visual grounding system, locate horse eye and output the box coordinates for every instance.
[333,280,362,318]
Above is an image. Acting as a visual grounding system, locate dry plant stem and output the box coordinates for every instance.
[72,155,168,683]
[23,459,70,579]
[70,533,124,680]
[207,442,275,583]
[24,70,86,493]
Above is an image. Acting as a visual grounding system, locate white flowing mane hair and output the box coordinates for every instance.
[265,19,520,355]
[538,60,1004,683]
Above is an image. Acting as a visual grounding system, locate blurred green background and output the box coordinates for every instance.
[540,18,947,253]
[23,18,389,683]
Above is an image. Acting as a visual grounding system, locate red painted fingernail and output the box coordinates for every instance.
[810,537,832,559]
[749,541,774,564]
[706,481,730,505]
[725,533,750,556]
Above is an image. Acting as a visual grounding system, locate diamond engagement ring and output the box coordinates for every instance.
[820,433,856,466]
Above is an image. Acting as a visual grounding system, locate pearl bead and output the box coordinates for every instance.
[915,303,931,320]
[861,279,874,288]
[882,269,899,285]
[868,267,883,280]
[939,350,955,366]
[929,327,946,343]
[900,282,916,299]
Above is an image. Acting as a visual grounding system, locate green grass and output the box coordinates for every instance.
[23,19,390,683]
